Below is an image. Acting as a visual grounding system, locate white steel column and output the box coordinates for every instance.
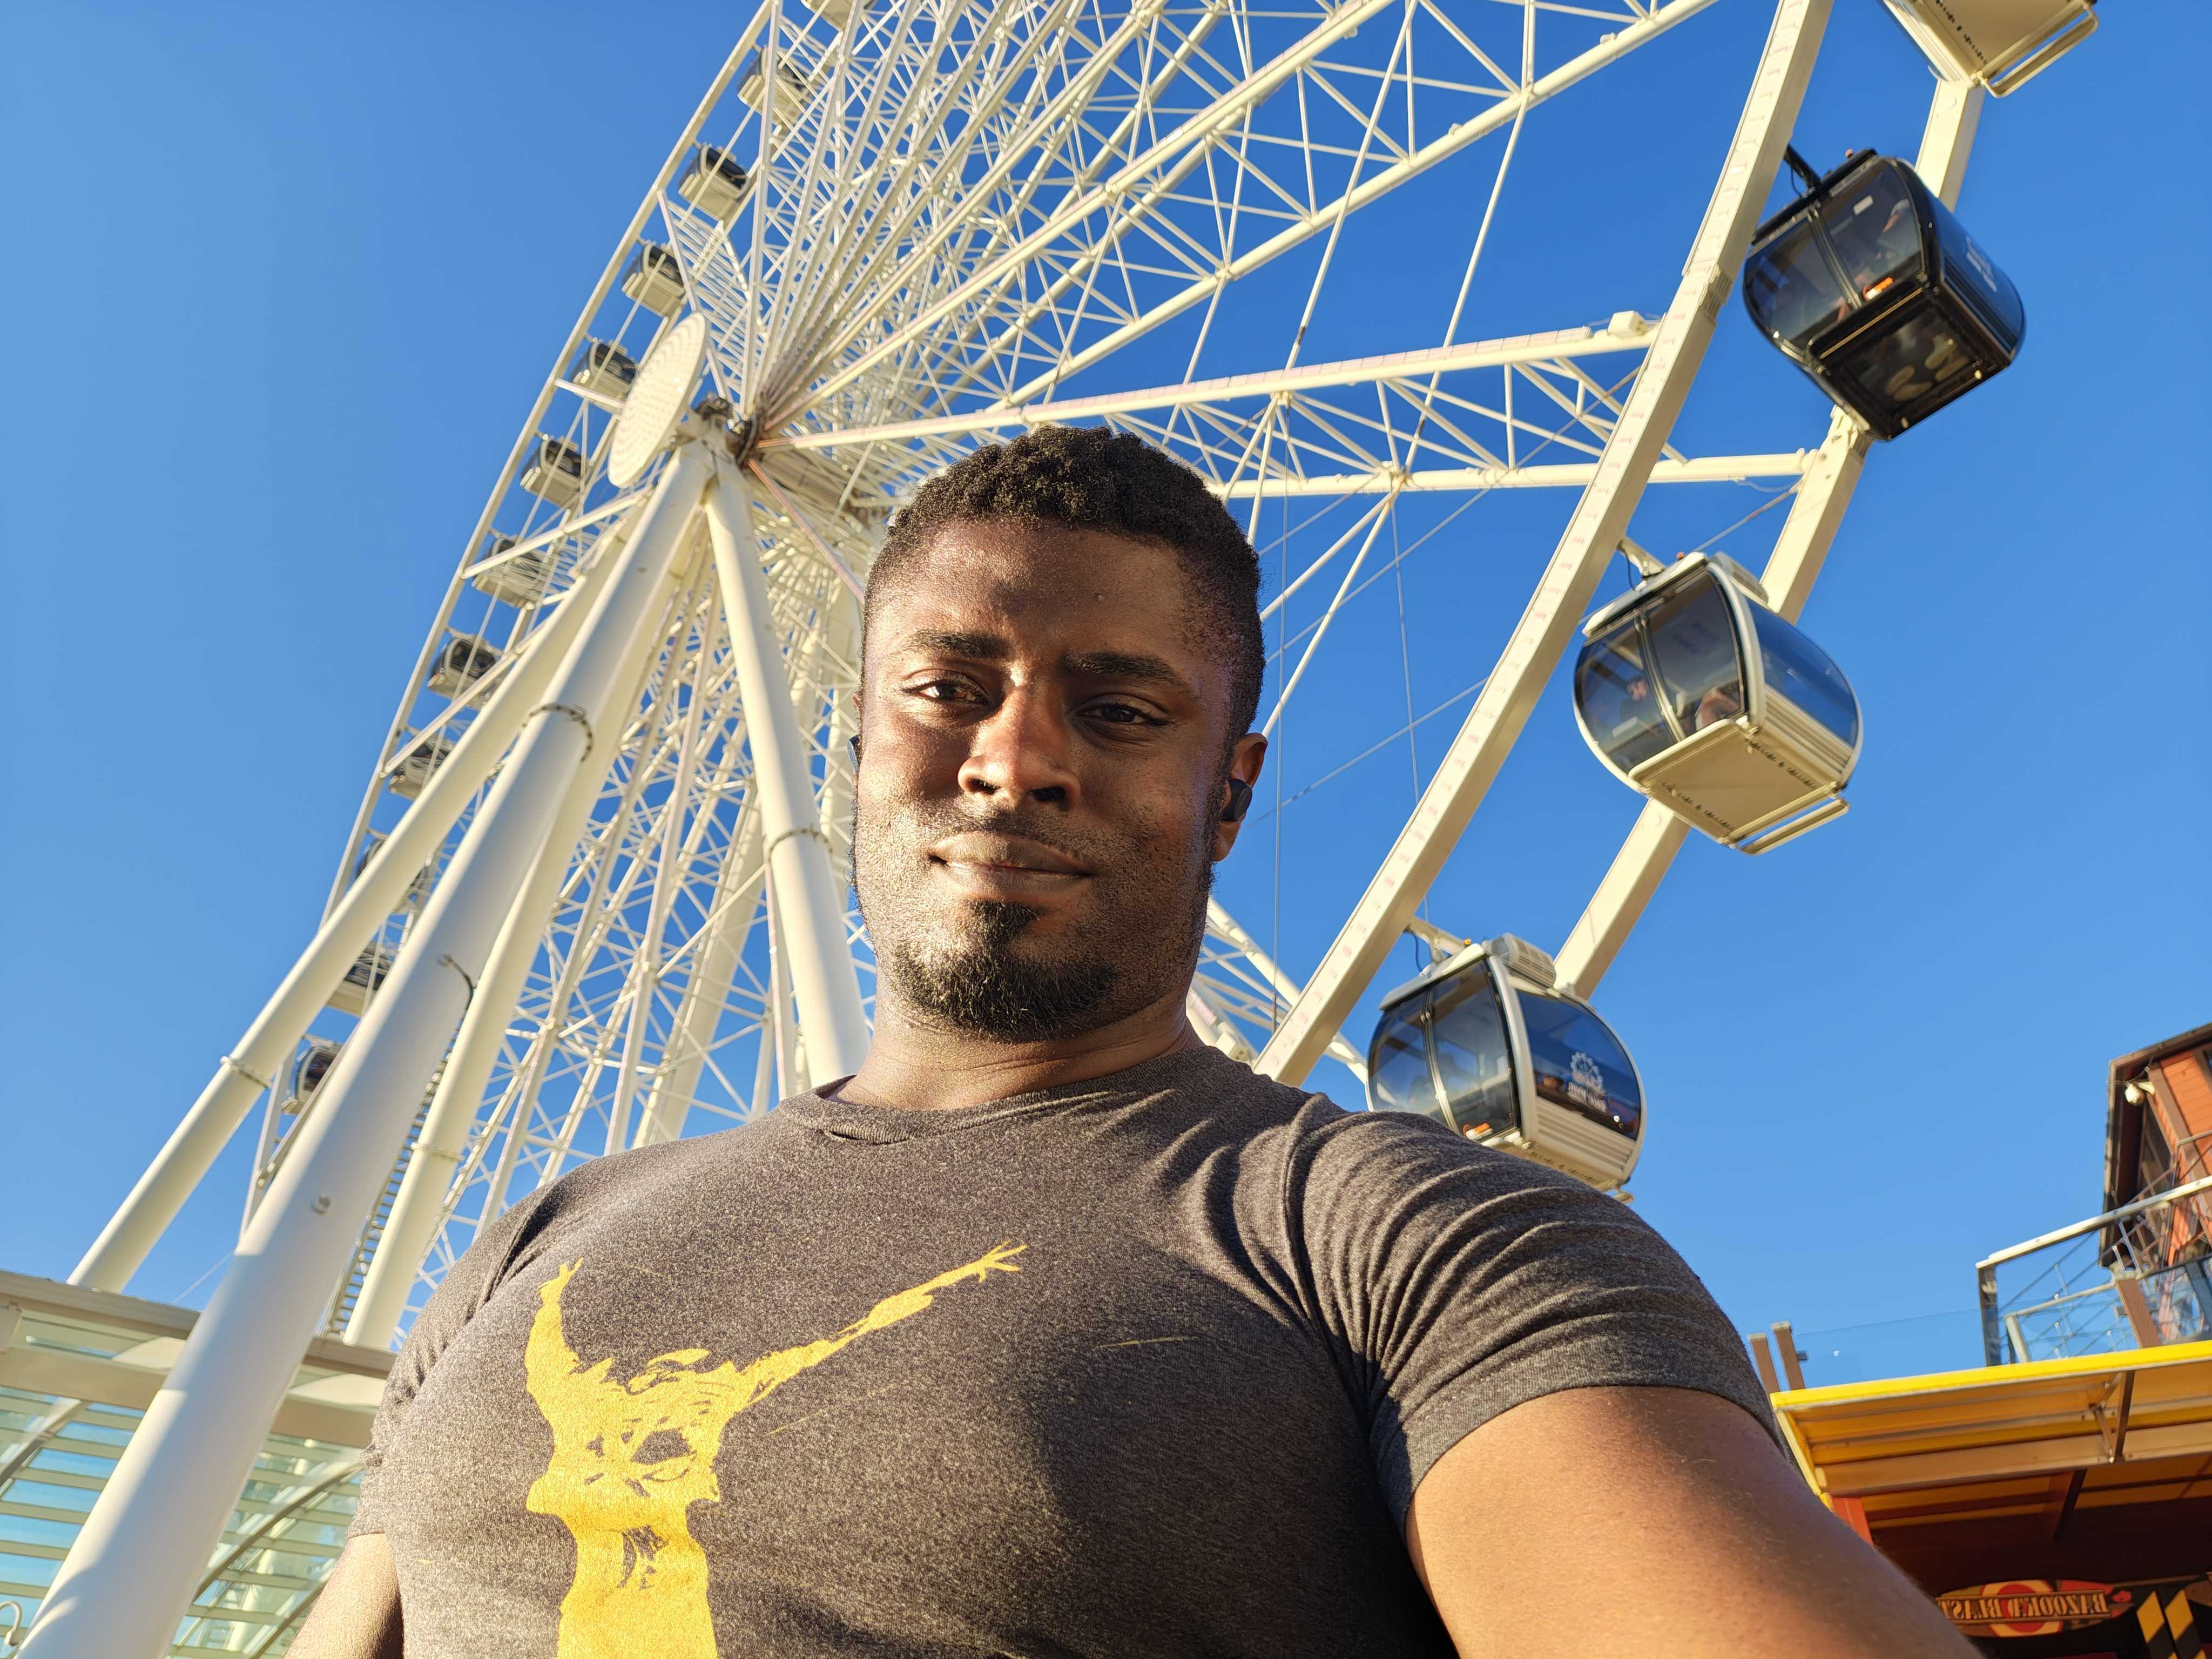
[702,467,871,1083]
[22,444,713,1659]
[341,591,664,1348]
[633,806,767,1147]
[68,512,635,1293]
[1552,77,1985,999]
[1255,0,1836,1085]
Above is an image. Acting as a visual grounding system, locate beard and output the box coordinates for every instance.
[854,797,1212,1044]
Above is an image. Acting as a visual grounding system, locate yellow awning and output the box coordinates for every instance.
[1770,1339,2212,1539]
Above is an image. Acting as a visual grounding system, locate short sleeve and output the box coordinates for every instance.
[1283,1108,1777,1524]
[347,1189,550,1539]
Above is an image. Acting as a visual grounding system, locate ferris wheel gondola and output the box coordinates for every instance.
[1368,934,1644,1191]
[426,635,501,697]
[386,732,453,800]
[736,53,812,124]
[516,436,586,507]
[1881,0,2095,96]
[281,1039,342,1115]
[1742,150,2025,439]
[326,943,396,1017]
[565,339,638,402]
[1574,551,1860,854]
[470,534,551,607]
[619,242,686,316]
[676,145,752,222]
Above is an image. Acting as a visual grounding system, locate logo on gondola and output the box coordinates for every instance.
[1937,1581,2128,1637]
[1567,1051,1607,1111]
[1966,238,1998,288]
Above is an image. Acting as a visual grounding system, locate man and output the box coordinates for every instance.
[299,428,1971,1657]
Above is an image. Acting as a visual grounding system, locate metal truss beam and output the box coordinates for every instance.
[764,321,1655,451]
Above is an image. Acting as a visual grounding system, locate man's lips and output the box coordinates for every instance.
[927,832,1092,898]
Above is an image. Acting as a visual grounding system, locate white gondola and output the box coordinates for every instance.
[426,634,501,697]
[387,732,452,800]
[281,1039,342,1115]
[1574,552,1862,855]
[676,145,752,221]
[1880,0,2094,96]
[517,435,586,508]
[327,943,395,1016]
[1368,934,1644,1191]
[806,0,870,27]
[566,339,637,402]
[621,243,687,317]
[470,534,552,606]
[737,53,812,124]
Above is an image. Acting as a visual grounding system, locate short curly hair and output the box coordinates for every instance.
[866,426,1265,747]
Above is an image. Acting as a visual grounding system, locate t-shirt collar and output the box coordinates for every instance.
[779,1044,1238,1144]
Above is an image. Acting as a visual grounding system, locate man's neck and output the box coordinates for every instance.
[833,988,1204,1112]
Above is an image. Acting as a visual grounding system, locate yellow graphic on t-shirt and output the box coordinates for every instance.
[523,1243,1026,1659]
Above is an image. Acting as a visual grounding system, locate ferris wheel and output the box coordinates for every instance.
[25,0,2098,1650]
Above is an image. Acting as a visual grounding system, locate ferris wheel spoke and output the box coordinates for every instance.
[894,0,1709,420]
[786,0,1402,422]
[764,0,1162,410]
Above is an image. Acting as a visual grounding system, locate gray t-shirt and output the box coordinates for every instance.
[353,1046,1771,1657]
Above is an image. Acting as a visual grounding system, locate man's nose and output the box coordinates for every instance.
[958,687,1076,808]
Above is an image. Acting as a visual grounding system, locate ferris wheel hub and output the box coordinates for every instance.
[607,313,710,488]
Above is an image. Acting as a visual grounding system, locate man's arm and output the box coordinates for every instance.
[1405,1386,1974,1658]
[289,1534,402,1659]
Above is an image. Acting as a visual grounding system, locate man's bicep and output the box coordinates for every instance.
[1404,1386,1975,1659]
[291,1533,403,1659]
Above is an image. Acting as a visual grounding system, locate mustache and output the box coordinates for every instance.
[887,802,1109,869]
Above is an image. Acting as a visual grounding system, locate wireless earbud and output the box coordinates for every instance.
[1220,778,1253,824]
[848,734,862,767]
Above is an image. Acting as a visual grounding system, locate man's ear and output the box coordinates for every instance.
[1211,732,1269,862]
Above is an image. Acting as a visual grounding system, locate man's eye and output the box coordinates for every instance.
[908,678,979,703]
[1085,703,1161,727]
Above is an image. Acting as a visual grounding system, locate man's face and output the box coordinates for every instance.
[853,520,1260,1043]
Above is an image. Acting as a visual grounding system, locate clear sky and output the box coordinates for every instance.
[3,0,2206,1380]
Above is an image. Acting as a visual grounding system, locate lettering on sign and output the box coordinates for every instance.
[1937,1580,2129,1638]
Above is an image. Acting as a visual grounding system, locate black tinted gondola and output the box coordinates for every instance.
[387,732,452,800]
[620,243,687,317]
[518,435,586,508]
[737,53,812,125]
[676,145,752,222]
[566,339,638,402]
[327,943,396,1016]
[1367,934,1643,1190]
[1574,551,1861,854]
[1742,151,2024,438]
[283,1039,343,1113]
[471,533,553,607]
[426,635,501,697]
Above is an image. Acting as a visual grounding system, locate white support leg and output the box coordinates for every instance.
[21,445,713,1659]
[1255,0,1836,1085]
[633,805,767,1147]
[702,468,870,1083]
[68,510,637,1293]
[341,625,651,1350]
[1551,77,1984,1000]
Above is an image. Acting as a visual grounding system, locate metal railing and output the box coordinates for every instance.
[1977,1172,2212,1365]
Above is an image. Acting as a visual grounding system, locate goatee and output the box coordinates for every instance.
[880,899,1122,1042]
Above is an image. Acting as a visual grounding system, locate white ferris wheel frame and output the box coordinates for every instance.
[19,0,2007,1649]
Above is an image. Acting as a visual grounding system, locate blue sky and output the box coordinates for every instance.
[3,0,2206,1378]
